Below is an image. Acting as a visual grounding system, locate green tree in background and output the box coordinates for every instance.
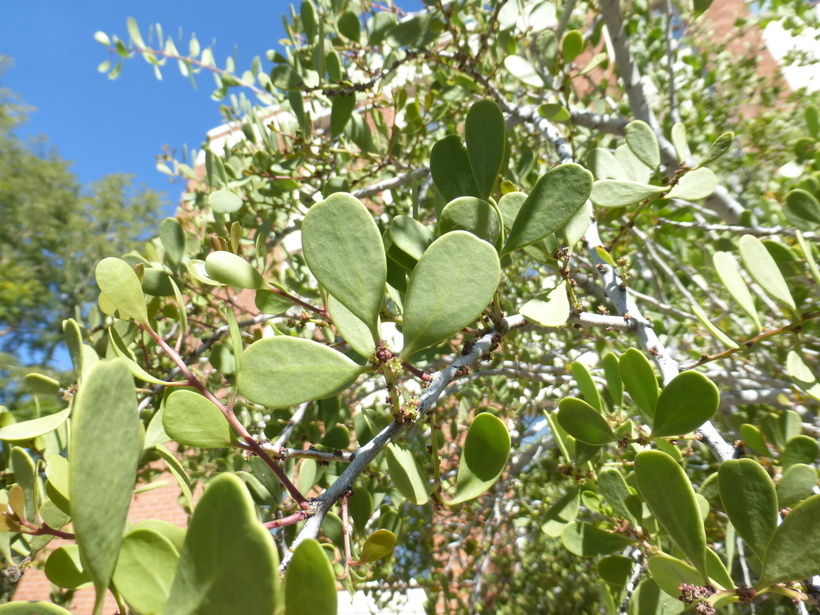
[1,1,820,614]
[0,59,163,367]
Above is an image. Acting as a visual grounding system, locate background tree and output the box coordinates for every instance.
[1,1,820,614]
[0,59,163,384]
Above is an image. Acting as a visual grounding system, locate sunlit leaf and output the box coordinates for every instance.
[718,459,778,561]
[163,389,233,448]
[95,257,149,325]
[713,251,761,331]
[561,521,635,557]
[285,538,336,615]
[619,349,659,418]
[439,197,502,246]
[358,529,396,564]
[385,443,429,505]
[205,251,265,289]
[650,371,719,438]
[666,167,718,201]
[756,494,820,589]
[556,398,615,445]
[465,100,505,200]
[625,120,660,169]
[430,134,481,203]
[590,180,665,207]
[519,281,570,327]
[112,528,179,615]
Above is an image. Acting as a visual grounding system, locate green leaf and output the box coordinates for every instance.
[666,167,718,201]
[25,372,60,395]
[0,603,72,614]
[718,459,778,561]
[571,361,602,413]
[127,17,145,47]
[238,336,364,408]
[782,435,818,469]
[95,257,149,325]
[796,230,820,288]
[337,10,361,41]
[109,328,174,385]
[358,529,396,564]
[328,295,376,359]
[786,350,820,401]
[112,528,179,615]
[615,144,651,183]
[465,100,505,201]
[208,189,243,214]
[270,64,304,90]
[671,123,690,162]
[713,251,761,331]
[690,302,740,348]
[561,521,635,557]
[625,120,660,169]
[694,0,714,15]
[400,231,500,359]
[163,389,233,448]
[388,215,436,262]
[698,132,734,168]
[255,289,294,315]
[384,14,430,47]
[650,371,719,438]
[807,104,820,138]
[598,555,634,587]
[556,398,616,445]
[777,463,818,508]
[285,538,337,615]
[577,52,607,76]
[449,413,510,504]
[430,134,481,203]
[301,1,317,41]
[69,359,142,615]
[756,494,820,589]
[63,319,84,380]
[590,180,665,207]
[205,251,265,289]
[740,423,768,455]
[302,192,386,334]
[0,408,70,442]
[739,234,796,311]
[166,473,279,614]
[503,55,545,87]
[503,163,593,255]
[519,281,570,327]
[384,443,429,505]
[586,148,627,180]
[330,95,356,138]
[11,448,37,522]
[561,30,584,62]
[45,545,90,589]
[537,103,571,122]
[635,450,708,579]
[598,468,639,526]
[646,554,702,599]
[630,579,685,615]
[541,487,580,537]
[785,189,820,224]
[439,197,502,246]
[619,349,659,418]
[602,353,623,409]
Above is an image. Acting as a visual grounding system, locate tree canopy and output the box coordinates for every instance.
[1,1,820,614]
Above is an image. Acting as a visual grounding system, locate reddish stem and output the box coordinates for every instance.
[264,511,309,529]
[143,324,309,507]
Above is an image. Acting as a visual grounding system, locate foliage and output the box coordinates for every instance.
[1,1,820,614]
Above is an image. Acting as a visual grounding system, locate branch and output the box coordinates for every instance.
[279,315,527,570]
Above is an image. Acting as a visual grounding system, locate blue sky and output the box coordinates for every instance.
[0,1,292,211]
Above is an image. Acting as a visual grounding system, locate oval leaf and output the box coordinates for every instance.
[401,231,500,359]
[384,443,429,505]
[302,193,386,334]
[666,167,718,201]
[285,538,336,615]
[208,189,243,214]
[590,180,666,207]
[635,450,708,579]
[651,371,719,438]
[439,197,502,246]
[163,389,233,448]
[205,251,265,289]
[449,413,510,505]
[619,348,659,418]
[45,545,90,590]
[586,148,627,181]
[430,134,481,203]
[159,217,185,265]
[112,529,179,615]
[713,251,761,330]
[718,459,778,561]
[647,554,702,599]
[625,120,660,169]
[785,188,820,224]
[777,463,818,508]
[0,408,70,442]
[0,604,72,614]
[238,336,364,408]
[503,163,592,255]
[465,100,505,200]
[328,295,376,359]
[95,257,148,325]
[165,473,279,614]
[358,529,396,564]
[556,398,615,445]
[519,281,570,327]
[389,215,436,262]
[561,521,635,557]
[70,359,142,612]
[757,494,820,589]
[739,234,796,311]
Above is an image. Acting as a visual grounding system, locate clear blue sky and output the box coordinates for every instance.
[0,1,292,211]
